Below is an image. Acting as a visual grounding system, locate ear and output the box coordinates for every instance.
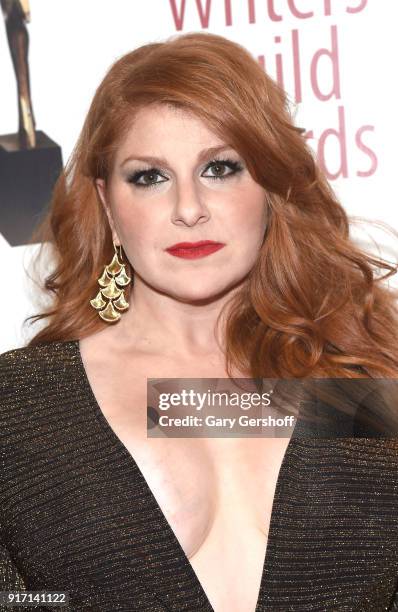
[95,178,121,245]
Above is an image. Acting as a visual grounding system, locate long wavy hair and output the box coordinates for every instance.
[25,31,398,379]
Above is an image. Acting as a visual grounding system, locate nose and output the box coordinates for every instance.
[171,178,210,227]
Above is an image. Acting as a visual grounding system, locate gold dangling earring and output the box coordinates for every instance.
[90,241,132,323]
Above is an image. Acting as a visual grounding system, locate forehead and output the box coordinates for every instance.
[114,104,225,161]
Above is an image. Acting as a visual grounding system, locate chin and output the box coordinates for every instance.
[168,280,242,303]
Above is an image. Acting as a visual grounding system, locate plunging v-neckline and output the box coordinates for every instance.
[72,338,299,611]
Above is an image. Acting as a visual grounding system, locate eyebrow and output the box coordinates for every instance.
[120,144,235,168]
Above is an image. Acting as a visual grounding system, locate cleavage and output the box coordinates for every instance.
[131,437,283,559]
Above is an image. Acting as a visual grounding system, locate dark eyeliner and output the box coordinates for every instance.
[126,167,167,189]
[203,158,244,180]
[126,157,244,189]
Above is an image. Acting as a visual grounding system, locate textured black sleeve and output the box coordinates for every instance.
[0,543,27,608]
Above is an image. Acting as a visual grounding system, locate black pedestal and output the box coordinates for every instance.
[0,130,63,246]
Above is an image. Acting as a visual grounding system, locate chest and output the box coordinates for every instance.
[81,354,291,610]
[111,421,288,545]
[90,368,289,547]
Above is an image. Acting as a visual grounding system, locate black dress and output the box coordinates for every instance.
[1,340,398,611]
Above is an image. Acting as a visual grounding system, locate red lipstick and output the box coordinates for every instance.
[165,240,225,259]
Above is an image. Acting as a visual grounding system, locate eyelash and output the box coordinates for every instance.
[126,158,244,190]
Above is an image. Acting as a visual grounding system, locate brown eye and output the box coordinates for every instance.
[202,159,244,181]
[127,168,168,189]
[212,163,227,176]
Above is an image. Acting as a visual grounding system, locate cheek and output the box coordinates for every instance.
[119,214,168,267]
[227,185,267,235]
[114,196,161,246]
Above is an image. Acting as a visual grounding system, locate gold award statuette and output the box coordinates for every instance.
[0,0,63,246]
[1,0,36,148]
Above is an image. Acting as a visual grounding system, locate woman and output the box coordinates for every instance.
[1,31,398,612]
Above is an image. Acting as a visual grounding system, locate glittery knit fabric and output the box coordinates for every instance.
[1,340,398,611]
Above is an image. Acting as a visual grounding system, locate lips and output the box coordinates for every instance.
[165,240,225,259]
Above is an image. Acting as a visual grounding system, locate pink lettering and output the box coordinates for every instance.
[267,0,282,22]
[225,0,232,25]
[169,0,368,29]
[292,29,302,103]
[288,0,314,19]
[248,0,256,23]
[257,55,266,70]
[275,36,284,89]
[355,126,377,177]
[318,106,348,180]
[347,0,367,14]
[168,0,212,31]
[311,25,341,101]
[324,0,332,16]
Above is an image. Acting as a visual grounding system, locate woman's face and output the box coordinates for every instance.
[96,104,268,303]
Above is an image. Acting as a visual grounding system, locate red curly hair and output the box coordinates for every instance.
[25,31,398,379]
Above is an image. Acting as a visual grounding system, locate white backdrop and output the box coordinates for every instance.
[0,0,397,351]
